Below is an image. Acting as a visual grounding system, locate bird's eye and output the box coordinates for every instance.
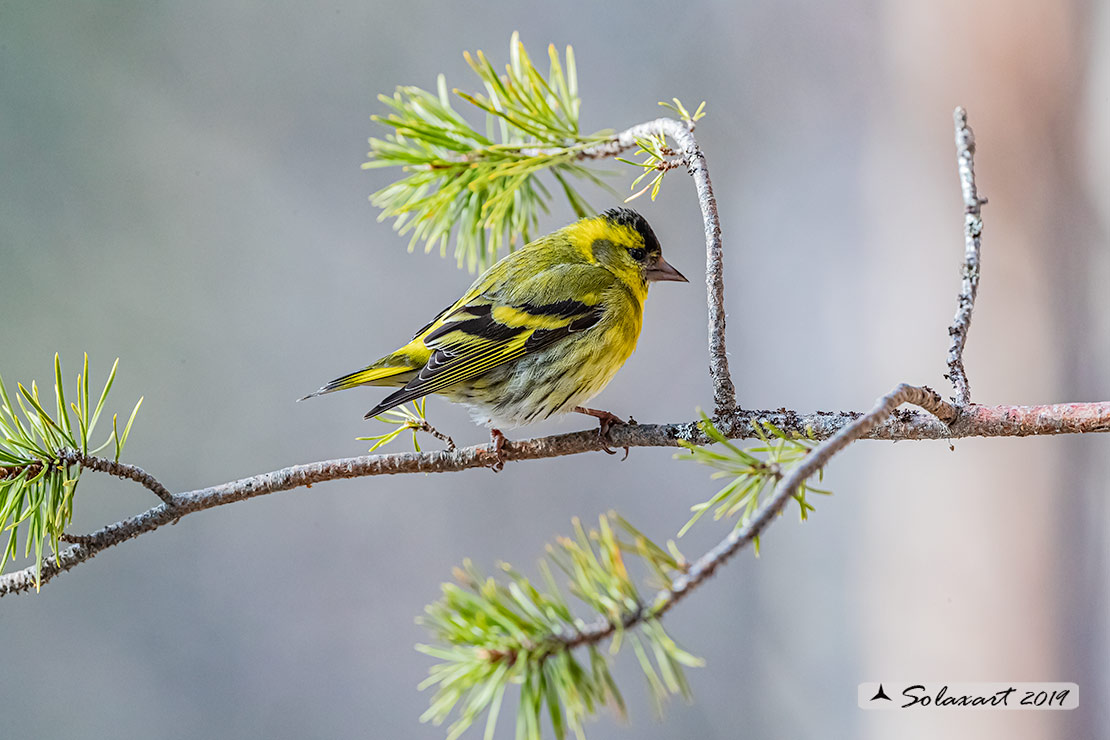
[628,247,647,262]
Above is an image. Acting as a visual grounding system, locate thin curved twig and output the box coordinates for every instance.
[58,449,175,506]
[947,107,985,406]
[550,117,737,415]
[666,120,736,417]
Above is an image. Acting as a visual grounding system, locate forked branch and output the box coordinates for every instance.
[556,385,956,651]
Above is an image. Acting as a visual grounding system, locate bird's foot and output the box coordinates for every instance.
[573,406,632,460]
[488,428,507,472]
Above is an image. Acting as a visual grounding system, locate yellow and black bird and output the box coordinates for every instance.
[302,208,686,447]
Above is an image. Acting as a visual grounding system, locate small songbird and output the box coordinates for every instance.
[302,208,687,450]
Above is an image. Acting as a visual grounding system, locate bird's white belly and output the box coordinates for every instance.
[443,327,633,429]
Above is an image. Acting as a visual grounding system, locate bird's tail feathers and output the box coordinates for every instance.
[298,364,414,401]
[362,391,408,420]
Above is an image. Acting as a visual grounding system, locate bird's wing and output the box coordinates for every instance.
[363,263,614,418]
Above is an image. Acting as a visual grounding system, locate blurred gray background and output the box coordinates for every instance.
[2,2,1108,738]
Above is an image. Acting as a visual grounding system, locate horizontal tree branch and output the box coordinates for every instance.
[2,398,1108,597]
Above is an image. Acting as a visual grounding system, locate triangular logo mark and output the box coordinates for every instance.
[870,684,892,701]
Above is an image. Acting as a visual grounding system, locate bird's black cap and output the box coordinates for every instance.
[600,207,662,254]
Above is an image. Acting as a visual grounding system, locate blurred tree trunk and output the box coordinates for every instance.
[862,1,1100,738]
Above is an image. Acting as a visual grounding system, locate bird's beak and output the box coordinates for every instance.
[645,255,688,283]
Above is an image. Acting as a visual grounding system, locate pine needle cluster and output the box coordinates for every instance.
[418,514,700,740]
[418,418,830,739]
[678,415,830,548]
[0,355,141,584]
[365,32,614,273]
